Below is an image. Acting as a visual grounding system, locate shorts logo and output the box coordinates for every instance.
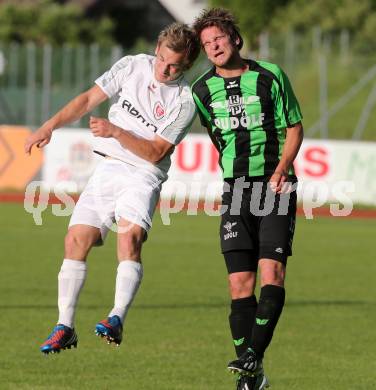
[275,247,284,254]
[153,102,165,120]
[223,221,238,241]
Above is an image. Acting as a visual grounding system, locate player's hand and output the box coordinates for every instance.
[269,170,291,194]
[24,126,53,154]
[90,116,119,138]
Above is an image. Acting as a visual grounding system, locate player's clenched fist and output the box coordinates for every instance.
[24,126,53,154]
[90,116,120,138]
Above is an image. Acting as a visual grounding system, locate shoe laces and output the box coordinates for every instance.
[108,316,122,327]
[48,330,65,342]
[43,326,67,345]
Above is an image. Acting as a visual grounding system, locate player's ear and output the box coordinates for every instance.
[155,43,160,56]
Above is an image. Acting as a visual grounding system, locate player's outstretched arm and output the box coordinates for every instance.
[24,85,108,154]
[89,116,174,163]
[269,121,304,193]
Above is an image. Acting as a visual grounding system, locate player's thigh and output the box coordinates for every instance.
[69,161,117,245]
[220,182,256,254]
[258,190,297,263]
[115,171,162,239]
[221,186,259,298]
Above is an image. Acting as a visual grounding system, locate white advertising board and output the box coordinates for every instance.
[43,129,101,192]
[42,129,376,205]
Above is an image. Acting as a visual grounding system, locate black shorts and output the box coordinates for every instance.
[220,176,297,272]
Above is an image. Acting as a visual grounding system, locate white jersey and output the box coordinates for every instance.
[94,54,196,178]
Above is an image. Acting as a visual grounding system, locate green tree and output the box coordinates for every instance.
[269,0,372,33]
[0,0,114,45]
[0,2,40,42]
[269,0,376,52]
[209,0,376,52]
[209,0,291,48]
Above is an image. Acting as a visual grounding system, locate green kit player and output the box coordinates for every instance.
[192,8,304,390]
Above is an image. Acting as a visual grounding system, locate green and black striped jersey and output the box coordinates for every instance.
[191,59,302,179]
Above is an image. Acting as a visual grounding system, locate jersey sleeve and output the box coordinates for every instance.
[95,56,133,98]
[156,99,197,145]
[276,67,303,126]
[192,90,211,127]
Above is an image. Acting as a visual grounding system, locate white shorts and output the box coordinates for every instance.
[69,159,165,244]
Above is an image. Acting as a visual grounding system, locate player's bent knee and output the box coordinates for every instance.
[259,259,286,287]
[228,272,256,299]
[117,229,144,260]
[64,228,99,259]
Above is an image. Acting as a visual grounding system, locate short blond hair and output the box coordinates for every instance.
[157,23,200,70]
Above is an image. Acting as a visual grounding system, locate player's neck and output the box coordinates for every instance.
[215,55,248,78]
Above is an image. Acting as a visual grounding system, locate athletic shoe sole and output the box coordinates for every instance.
[95,324,121,346]
[41,340,78,355]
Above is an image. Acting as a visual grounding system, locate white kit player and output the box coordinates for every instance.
[24,23,200,354]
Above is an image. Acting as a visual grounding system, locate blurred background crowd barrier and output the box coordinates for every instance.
[1,27,375,140]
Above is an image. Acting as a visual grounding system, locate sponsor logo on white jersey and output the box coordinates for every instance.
[153,102,165,120]
[121,99,158,132]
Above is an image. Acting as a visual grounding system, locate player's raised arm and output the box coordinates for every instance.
[24,85,108,154]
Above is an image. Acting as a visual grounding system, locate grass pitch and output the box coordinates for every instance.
[0,203,375,389]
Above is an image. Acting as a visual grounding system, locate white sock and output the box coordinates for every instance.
[109,260,143,323]
[57,259,87,328]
